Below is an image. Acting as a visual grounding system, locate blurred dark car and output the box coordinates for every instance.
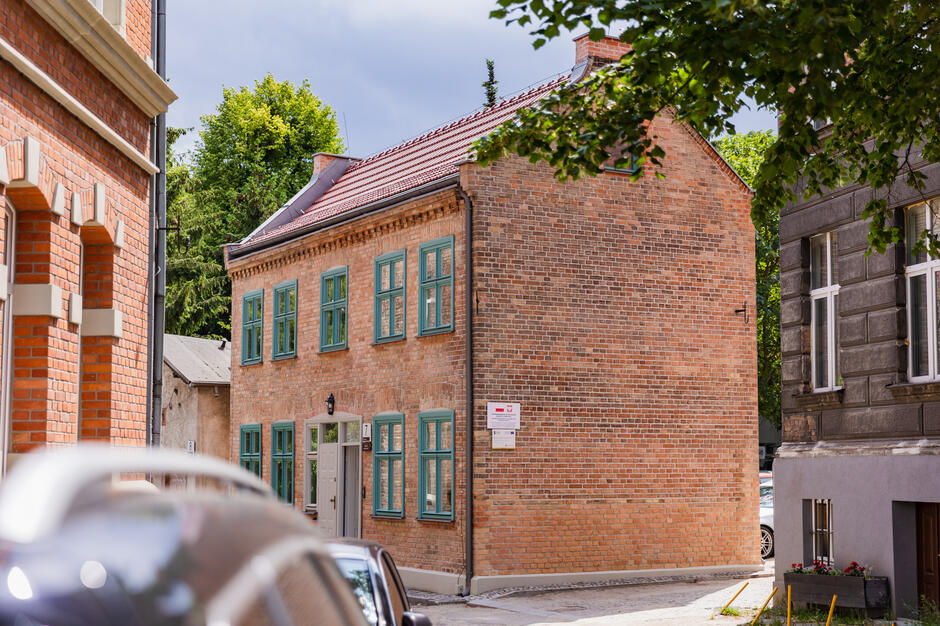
[327,538,431,626]
[0,446,367,625]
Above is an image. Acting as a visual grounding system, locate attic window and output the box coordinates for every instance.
[88,0,127,36]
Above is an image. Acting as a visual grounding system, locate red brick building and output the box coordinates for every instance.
[0,0,175,469]
[226,35,758,594]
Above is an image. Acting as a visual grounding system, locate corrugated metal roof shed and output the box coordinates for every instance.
[163,334,231,386]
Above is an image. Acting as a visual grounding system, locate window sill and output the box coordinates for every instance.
[793,388,844,409]
[240,359,263,367]
[417,327,454,338]
[373,336,405,346]
[417,515,454,523]
[887,380,940,399]
[371,512,405,520]
[272,353,296,362]
[319,345,348,354]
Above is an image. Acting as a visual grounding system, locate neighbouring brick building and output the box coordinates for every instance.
[0,0,175,470]
[226,35,758,594]
[775,127,940,617]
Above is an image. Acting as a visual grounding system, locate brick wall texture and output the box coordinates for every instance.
[0,0,154,452]
[227,107,759,577]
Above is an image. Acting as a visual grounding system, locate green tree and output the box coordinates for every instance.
[482,59,499,107]
[166,75,343,338]
[715,131,780,427]
[480,1,940,255]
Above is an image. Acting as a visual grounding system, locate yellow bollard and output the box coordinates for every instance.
[750,586,777,625]
[787,585,791,626]
[825,595,837,626]
[720,582,749,615]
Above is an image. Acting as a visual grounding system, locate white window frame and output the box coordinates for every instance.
[303,420,319,512]
[906,200,940,382]
[809,232,840,391]
[811,498,834,565]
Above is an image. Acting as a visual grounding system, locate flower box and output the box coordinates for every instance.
[784,572,890,610]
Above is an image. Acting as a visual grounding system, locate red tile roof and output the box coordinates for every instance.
[242,75,568,248]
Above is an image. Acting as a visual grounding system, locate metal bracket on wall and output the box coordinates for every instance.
[157,218,190,253]
[734,302,748,324]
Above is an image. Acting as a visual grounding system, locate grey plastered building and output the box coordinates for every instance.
[775,139,940,617]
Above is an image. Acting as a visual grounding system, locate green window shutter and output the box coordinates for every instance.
[418,410,454,520]
[239,424,262,477]
[372,413,405,518]
[320,267,348,352]
[241,290,263,365]
[418,236,455,336]
[271,422,295,504]
[272,280,298,360]
[374,251,406,343]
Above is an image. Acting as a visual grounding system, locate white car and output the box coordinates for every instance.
[760,481,774,559]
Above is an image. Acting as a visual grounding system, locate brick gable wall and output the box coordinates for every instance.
[462,112,758,575]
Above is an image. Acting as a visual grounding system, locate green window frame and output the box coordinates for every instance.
[320,267,348,352]
[374,251,406,343]
[241,289,263,365]
[272,280,297,360]
[418,236,454,336]
[418,410,454,520]
[372,413,405,518]
[239,424,261,477]
[271,422,294,503]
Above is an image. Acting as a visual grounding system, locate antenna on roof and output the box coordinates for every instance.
[343,113,351,154]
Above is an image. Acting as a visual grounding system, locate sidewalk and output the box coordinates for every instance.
[414,561,776,625]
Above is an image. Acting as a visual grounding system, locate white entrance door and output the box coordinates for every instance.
[317,440,339,536]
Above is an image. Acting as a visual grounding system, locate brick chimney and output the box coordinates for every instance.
[573,33,632,70]
[312,152,346,177]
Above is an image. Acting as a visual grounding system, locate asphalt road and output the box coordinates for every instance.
[416,563,775,626]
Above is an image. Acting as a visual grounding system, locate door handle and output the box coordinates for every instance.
[330,495,336,509]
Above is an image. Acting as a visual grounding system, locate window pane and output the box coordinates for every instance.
[908,204,929,265]
[344,422,360,443]
[338,307,346,343]
[326,277,334,302]
[379,423,389,452]
[810,235,828,289]
[441,460,453,513]
[324,310,334,344]
[424,250,436,279]
[391,458,402,508]
[287,319,295,353]
[323,423,338,443]
[309,426,318,453]
[911,274,929,377]
[393,295,404,335]
[424,458,436,511]
[441,283,452,326]
[338,274,347,299]
[308,460,317,504]
[424,287,437,327]
[393,260,404,288]
[380,263,390,291]
[288,287,295,312]
[440,419,452,450]
[424,420,437,451]
[336,558,379,626]
[378,459,390,510]
[441,246,452,276]
[813,297,828,388]
[391,422,402,452]
[380,298,390,336]
[254,327,262,357]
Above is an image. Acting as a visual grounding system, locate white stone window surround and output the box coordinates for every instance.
[905,200,940,382]
[809,232,841,392]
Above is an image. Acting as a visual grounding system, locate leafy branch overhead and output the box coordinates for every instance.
[478,0,940,254]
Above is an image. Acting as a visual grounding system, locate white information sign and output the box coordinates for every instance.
[491,429,516,449]
[487,402,521,429]
[186,440,195,454]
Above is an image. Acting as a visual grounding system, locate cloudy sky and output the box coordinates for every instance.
[166,0,776,160]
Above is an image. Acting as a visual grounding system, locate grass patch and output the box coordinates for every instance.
[721,606,741,616]
[750,606,882,625]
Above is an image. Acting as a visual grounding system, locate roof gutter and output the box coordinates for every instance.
[227,174,460,262]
